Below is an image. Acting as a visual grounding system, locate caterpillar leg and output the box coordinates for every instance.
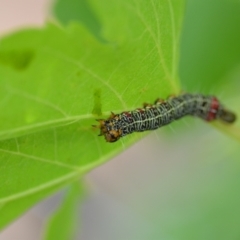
[167,94,176,99]
[154,98,164,104]
[108,112,116,119]
[143,102,153,108]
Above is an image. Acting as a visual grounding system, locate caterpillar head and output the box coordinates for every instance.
[96,114,122,142]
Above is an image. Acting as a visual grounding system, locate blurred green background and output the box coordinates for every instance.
[180,0,240,95]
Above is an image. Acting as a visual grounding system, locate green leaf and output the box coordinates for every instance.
[0,0,186,229]
[54,0,103,41]
[44,183,83,240]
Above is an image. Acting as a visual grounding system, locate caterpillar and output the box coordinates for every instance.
[95,93,236,142]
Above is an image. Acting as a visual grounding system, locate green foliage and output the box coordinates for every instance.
[0,0,185,230]
[0,0,240,237]
[54,0,103,41]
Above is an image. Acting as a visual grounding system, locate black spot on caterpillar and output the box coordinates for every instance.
[95,93,236,142]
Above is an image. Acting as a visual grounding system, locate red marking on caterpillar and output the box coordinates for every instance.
[123,112,132,117]
[206,97,219,121]
[96,93,236,142]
